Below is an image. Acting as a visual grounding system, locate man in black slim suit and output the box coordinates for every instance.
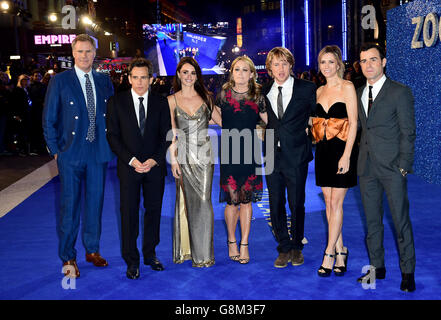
[356,43,416,292]
[263,47,316,268]
[106,58,171,279]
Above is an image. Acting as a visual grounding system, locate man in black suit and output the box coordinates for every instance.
[106,58,171,279]
[356,43,416,292]
[263,47,316,268]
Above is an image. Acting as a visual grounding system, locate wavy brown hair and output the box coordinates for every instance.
[222,55,261,101]
[172,57,212,111]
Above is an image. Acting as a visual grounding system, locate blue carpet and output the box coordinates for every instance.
[1,148,441,300]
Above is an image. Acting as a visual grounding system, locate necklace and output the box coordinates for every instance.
[232,87,249,94]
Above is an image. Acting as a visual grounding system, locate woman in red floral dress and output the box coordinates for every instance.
[215,56,267,264]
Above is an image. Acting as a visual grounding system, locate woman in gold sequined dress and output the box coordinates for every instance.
[167,57,221,267]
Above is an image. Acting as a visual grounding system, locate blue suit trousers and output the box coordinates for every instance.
[56,142,108,263]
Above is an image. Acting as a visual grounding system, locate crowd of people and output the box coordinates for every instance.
[0,69,54,156]
[1,34,416,292]
[175,47,200,60]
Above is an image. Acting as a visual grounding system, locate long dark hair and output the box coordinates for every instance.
[172,57,212,111]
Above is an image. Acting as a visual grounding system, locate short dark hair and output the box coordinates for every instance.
[360,43,386,60]
[128,58,153,78]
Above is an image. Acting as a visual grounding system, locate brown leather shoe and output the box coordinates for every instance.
[274,252,291,268]
[63,259,80,278]
[86,253,108,267]
[291,249,304,266]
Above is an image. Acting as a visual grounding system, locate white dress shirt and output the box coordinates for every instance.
[74,65,97,111]
[361,74,387,117]
[129,89,149,166]
[267,76,294,147]
[266,75,294,118]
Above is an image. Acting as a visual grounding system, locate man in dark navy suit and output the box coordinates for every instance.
[106,58,171,279]
[43,34,114,278]
[263,47,316,268]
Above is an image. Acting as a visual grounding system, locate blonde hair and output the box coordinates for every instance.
[318,45,345,79]
[222,55,261,100]
[265,47,295,78]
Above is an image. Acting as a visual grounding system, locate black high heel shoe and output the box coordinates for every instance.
[334,248,349,276]
[317,252,335,277]
[227,240,239,261]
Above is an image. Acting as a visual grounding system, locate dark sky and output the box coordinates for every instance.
[179,0,241,22]
[97,0,241,25]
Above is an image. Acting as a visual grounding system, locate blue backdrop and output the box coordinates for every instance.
[386,0,441,185]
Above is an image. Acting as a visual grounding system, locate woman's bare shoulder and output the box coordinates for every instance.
[167,92,179,107]
[316,85,325,95]
[342,80,355,91]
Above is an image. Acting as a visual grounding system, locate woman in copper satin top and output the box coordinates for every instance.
[311,45,358,277]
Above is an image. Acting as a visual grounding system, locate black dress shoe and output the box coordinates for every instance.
[144,257,165,271]
[400,273,416,292]
[357,267,386,284]
[126,266,140,280]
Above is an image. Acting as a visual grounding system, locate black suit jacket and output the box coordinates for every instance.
[106,90,171,179]
[357,77,415,177]
[263,77,316,170]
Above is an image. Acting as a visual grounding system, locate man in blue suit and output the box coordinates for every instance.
[43,34,114,278]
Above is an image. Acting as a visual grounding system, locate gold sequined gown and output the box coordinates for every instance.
[173,103,215,267]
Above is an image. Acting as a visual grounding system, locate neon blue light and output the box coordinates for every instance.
[281,0,285,47]
[304,0,310,66]
[342,0,347,60]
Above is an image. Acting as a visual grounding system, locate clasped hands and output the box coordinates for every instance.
[132,158,157,174]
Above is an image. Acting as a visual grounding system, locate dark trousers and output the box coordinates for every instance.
[57,145,107,263]
[359,161,416,274]
[266,155,308,253]
[119,170,165,268]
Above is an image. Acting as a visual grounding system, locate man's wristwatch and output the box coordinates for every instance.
[399,168,408,177]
